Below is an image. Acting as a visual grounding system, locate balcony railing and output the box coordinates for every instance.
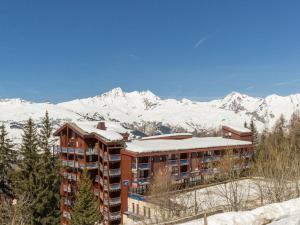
[109,169,121,177]
[180,172,189,177]
[64,198,73,206]
[83,163,98,169]
[138,163,151,170]
[168,159,178,165]
[133,177,150,185]
[63,172,77,181]
[63,185,71,193]
[110,211,121,220]
[56,147,98,155]
[110,183,121,191]
[63,211,71,219]
[109,154,121,161]
[180,159,188,165]
[110,197,121,206]
[94,189,100,196]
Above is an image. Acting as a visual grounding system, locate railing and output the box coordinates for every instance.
[63,185,71,193]
[110,211,121,220]
[64,198,73,206]
[110,197,121,205]
[57,147,97,155]
[180,172,189,177]
[138,163,151,170]
[180,159,188,165]
[83,163,98,169]
[110,183,121,191]
[109,154,121,161]
[109,169,121,177]
[168,159,178,165]
[94,189,100,196]
[133,177,150,185]
[63,172,77,181]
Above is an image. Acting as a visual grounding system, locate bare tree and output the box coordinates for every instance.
[0,195,32,225]
[212,149,251,211]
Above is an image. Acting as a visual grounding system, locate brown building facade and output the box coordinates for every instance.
[54,122,253,225]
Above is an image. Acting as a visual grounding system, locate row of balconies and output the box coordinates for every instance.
[99,166,121,177]
[61,159,98,169]
[56,146,121,161]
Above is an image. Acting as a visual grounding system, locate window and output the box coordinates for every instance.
[143,206,146,216]
[148,208,151,218]
[132,203,135,213]
[137,204,139,215]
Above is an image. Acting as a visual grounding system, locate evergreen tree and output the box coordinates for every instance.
[14,118,40,224]
[33,111,60,225]
[0,124,16,198]
[70,169,102,225]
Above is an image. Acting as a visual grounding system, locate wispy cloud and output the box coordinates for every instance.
[273,78,300,87]
[245,86,255,90]
[194,36,209,48]
[128,54,140,60]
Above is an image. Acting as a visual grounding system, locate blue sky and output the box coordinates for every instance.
[1,1,300,102]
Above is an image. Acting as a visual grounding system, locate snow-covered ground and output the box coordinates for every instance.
[2,87,300,142]
[179,197,300,225]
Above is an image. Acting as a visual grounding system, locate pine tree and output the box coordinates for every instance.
[70,169,102,225]
[33,111,60,225]
[0,124,16,198]
[14,118,40,224]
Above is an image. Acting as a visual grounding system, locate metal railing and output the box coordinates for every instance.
[138,163,151,170]
[180,159,188,165]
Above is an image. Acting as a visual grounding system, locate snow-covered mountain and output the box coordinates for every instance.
[1,87,300,142]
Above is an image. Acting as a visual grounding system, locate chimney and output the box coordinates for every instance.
[97,121,106,130]
[122,133,129,142]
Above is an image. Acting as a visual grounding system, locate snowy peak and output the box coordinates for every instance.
[1,87,300,142]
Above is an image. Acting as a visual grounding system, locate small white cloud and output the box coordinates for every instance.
[194,36,209,48]
[273,78,300,87]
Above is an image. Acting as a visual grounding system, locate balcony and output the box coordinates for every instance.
[180,159,188,165]
[104,197,121,206]
[138,163,151,170]
[168,159,178,166]
[63,211,71,219]
[63,172,77,181]
[101,167,121,177]
[61,160,79,168]
[63,185,71,193]
[109,154,121,161]
[180,172,189,178]
[133,177,150,185]
[110,211,121,220]
[82,162,98,169]
[64,198,73,206]
[110,183,121,191]
[110,197,121,206]
[94,189,100,196]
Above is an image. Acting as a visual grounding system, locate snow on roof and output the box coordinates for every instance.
[223,124,251,133]
[71,122,124,142]
[142,133,192,140]
[125,137,252,153]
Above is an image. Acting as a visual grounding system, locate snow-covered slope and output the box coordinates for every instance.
[179,197,300,225]
[1,87,299,142]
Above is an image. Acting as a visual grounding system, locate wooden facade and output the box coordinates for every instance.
[54,123,253,225]
[54,123,123,225]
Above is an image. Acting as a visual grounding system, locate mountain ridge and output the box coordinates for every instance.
[1,87,299,142]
